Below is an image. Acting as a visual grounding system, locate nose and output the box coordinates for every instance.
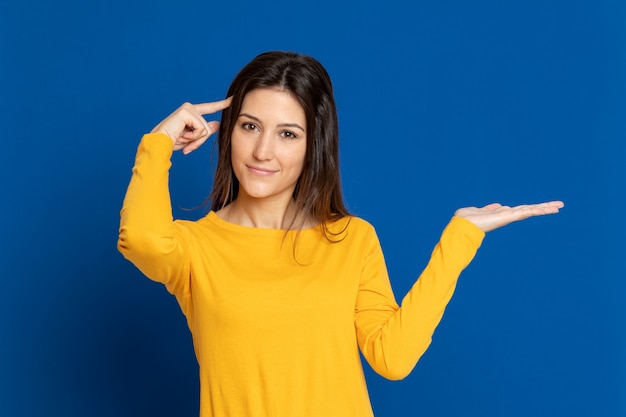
[252,131,274,161]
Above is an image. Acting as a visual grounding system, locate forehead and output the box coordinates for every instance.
[240,88,306,124]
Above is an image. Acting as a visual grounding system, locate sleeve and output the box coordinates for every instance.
[354,216,485,380]
[117,133,192,298]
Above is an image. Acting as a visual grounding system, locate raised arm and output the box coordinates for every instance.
[117,99,231,290]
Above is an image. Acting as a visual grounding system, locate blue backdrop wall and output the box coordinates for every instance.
[1,0,625,416]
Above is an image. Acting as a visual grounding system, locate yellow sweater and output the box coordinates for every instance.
[118,133,485,417]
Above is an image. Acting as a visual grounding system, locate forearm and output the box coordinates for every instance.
[357,217,484,380]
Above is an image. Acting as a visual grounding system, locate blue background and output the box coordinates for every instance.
[1,0,625,416]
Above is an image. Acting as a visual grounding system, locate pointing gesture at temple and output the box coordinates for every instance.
[151,98,232,154]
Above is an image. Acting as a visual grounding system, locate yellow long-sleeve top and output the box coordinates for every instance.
[118,133,485,417]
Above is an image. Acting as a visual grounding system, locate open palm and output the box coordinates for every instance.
[455,201,564,233]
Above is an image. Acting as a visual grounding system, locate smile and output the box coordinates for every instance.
[246,165,278,176]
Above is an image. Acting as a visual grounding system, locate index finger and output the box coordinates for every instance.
[194,97,232,115]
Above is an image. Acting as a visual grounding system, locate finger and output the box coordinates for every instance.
[182,136,208,154]
[162,102,211,140]
[182,127,208,140]
[482,203,502,211]
[182,121,221,155]
[511,204,560,220]
[515,201,564,215]
[178,103,215,140]
[182,102,212,131]
[538,203,563,214]
[194,97,233,115]
[540,200,565,209]
[524,201,564,209]
[206,120,220,135]
[182,121,219,142]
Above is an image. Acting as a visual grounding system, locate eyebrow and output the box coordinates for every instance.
[238,113,305,133]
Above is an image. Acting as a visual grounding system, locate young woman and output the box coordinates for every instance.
[118,51,563,417]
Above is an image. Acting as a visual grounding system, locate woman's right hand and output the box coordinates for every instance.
[151,97,232,154]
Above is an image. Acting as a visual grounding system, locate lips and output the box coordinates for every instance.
[246,165,278,176]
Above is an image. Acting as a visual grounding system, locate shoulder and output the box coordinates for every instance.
[170,212,222,239]
[324,215,379,244]
[345,215,376,232]
[325,214,373,230]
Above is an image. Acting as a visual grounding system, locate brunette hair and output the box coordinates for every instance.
[208,51,349,236]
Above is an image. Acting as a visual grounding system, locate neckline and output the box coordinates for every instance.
[206,211,320,237]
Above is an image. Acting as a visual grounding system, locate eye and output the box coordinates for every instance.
[280,130,298,140]
[241,122,259,132]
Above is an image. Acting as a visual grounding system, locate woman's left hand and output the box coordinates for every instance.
[454,201,564,233]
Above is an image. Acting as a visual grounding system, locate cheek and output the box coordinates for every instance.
[284,144,307,173]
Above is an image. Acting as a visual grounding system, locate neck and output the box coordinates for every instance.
[219,194,306,230]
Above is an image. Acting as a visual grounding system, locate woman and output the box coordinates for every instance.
[118,51,563,417]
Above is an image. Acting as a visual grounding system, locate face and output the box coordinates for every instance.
[231,88,307,205]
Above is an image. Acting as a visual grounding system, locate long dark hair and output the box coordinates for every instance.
[208,51,349,237]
